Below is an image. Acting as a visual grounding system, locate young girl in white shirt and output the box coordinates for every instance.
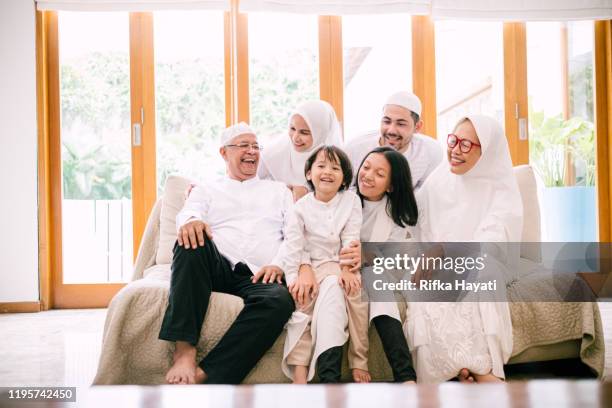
[281,145,369,384]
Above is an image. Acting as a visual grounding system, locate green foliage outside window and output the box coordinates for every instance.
[61,49,318,200]
[529,107,595,187]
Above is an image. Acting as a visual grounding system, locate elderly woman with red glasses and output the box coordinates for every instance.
[404,115,523,384]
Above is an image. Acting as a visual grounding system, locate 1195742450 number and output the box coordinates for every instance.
[1,387,76,402]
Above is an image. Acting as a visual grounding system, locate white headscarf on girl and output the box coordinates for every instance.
[417,114,523,243]
[261,100,342,186]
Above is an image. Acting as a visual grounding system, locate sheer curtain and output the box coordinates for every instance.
[35,0,229,11]
[431,0,612,21]
[37,0,612,20]
[240,0,430,15]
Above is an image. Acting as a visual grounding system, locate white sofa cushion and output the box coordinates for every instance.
[155,175,191,266]
[513,165,542,262]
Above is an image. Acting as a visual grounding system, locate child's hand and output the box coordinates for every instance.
[339,268,361,296]
[289,264,318,307]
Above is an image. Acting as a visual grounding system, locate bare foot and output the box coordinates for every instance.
[195,366,208,384]
[166,341,197,384]
[403,380,416,384]
[352,368,371,383]
[293,365,308,384]
[473,373,504,383]
[457,368,475,383]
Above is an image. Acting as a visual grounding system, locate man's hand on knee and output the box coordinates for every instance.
[252,265,284,284]
[177,220,212,249]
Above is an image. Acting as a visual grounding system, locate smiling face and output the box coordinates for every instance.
[379,104,423,153]
[447,119,481,175]
[220,133,259,181]
[306,149,344,199]
[358,152,392,201]
[288,114,314,152]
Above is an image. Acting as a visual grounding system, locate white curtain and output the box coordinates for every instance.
[35,0,230,11]
[240,0,431,15]
[35,0,612,19]
[431,0,612,21]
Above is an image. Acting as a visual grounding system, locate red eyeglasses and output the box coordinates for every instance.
[447,134,481,153]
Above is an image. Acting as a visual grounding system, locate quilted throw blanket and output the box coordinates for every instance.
[92,264,604,385]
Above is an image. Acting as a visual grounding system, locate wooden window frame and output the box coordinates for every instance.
[225,0,249,125]
[595,20,612,242]
[412,15,437,138]
[319,15,344,129]
[503,22,529,166]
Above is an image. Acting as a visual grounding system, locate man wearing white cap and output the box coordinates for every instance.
[344,91,442,190]
[158,122,295,385]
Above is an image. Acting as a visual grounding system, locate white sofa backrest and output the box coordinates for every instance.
[156,175,191,265]
[513,165,542,262]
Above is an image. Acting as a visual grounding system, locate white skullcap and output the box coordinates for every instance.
[220,122,256,146]
[384,91,422,117]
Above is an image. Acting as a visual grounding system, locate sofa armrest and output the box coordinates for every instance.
[131,199,162,281]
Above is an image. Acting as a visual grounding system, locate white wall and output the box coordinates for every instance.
[0,0,39,302]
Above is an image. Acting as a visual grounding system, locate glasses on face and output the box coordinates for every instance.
[447,134,481,153]
[225,142,263,152]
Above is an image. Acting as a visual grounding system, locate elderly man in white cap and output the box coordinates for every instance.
[344,91,442,190]
[158,122,295,385]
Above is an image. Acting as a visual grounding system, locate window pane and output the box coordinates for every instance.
[249,13,319,143]
[342,14,412,141]
[527,21,596,242]
[435,21,505,137]
[155,11,226,188]
[59,12,132,283]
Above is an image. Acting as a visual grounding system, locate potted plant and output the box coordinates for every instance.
[529,108,596,242]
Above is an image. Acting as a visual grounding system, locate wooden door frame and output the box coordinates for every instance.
[37,11,157,309]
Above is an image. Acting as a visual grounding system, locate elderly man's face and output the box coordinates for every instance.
[379,104,422,153]
[220,133,260,181]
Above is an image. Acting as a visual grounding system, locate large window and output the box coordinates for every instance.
[248,13,319,144]
[154,11,226,187]
[435,21,505,137]
[58,12,132,284]
[41,8,611,308]
[342,14,412,141]
[527,21,596,241]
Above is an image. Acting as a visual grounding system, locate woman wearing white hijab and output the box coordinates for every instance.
[407,115,523,383]
[258,100,342,200]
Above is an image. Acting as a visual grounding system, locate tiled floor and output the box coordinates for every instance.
[1,303,611,389]
[0,309,106,388]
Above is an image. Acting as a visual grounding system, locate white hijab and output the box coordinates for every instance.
[261,100,342,186]
[417,115,523,243]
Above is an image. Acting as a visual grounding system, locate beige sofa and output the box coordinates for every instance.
[93,165,604,384]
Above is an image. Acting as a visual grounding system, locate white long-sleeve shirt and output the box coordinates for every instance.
[176,176,293,274]
[344,132,443,190]
[282,190,363,284]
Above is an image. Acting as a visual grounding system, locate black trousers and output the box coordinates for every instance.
[316,346,343,383]
[373,315,417,382]
[159,238,295,384]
